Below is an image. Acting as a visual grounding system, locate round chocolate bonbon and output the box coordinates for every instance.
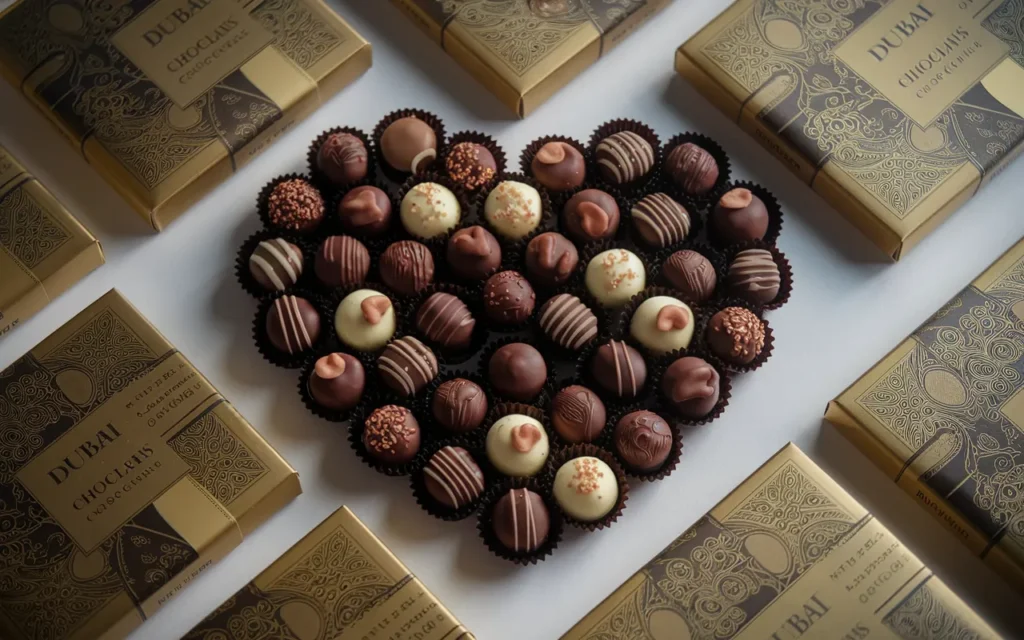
[416,293,475,350]
[380,240,434,295]
[712,188,769,244]
[553,456,618,522]
[488,343,547,401]
[308,353,364,412]
[424,446,485,509]
[492,488,549,553]
[377,336,438,397]
[445,142,497,191]
[662,250,717,302]
[447,226,501,280]
[613,411,672,473]
[400,182,461,239]
[631,193,690,248]
[338,186,391,236]
[380,116,437,174]
[726,249,780,304]
[267,179,324,232]
[483,271,536,325]
[530,141,585,191]
[629,296,695,355]
[316,132,368,185]
[590,340,646,399]
[432,378,488,432]
[706,307,765,365]
[314,235,370,288]
[266,295,320,355]
[486,414,549,477]
[363,405,420,464]
[595,131,654,185]
[550,385,606,443]
[525,232,578,287]
[335,290,396,351]
[562,189,619,243]
[662,356,720,419]
[484,181,542,240]
[249,238,303,292]
[666,142,719,196]
[538,294,598,351]
[585,249,645,308]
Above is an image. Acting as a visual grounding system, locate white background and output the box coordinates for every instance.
[2,1,1024,638]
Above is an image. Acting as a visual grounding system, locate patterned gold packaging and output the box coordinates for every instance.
[391,0,669,117]
[827,239,1024,592]
[185,506,475,640]
[0,289,301,640]
[564,443,999,639]
[0,0,372,231]
[677,0,1024,259]
[0,143,104,338]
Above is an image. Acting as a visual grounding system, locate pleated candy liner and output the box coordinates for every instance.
[477,336,556,405]
[532,286,607,358]
[252,289,331,369]
[371,108,447,184]
[439,131,507,193]
[577,240,658,325]
[604,403,683,482]
[477,477,564,565]
[475,172,556,250]
[394,172,474,258]
[418,370,493,443]
[436,221,513,285]
[653,241,729,305]
[519,135,591,208]
[296,348,373,424]
[235,228,315,300]
[407,282,489,365]
[320,282,406,359]
[256,173,326,236]
[544,444,629,531]
[701,298,775,374]
[306,126,374,193]
[651,346,732,427]
[660,132,733,206]
[348,395,433,477]
[574,332,657,410]
[623,183,708,257]
[369,333,448,406]
[705,181,784,250]
[324,178,399,240]
[613,286,709,360]
[587,119,663,196]
[555,181,632,248]
[409,436,490,521]
[720,240,793,311]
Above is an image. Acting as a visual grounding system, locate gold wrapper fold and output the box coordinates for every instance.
[184,506,475,640]
[564,443,999,639]
[827,239,1024,593]
[0,290,300,640]
[677,0,1024,260]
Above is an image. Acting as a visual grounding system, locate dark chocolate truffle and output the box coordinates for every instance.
[445,142,497,190]
[712,188,769,244]
[380,240,435,295]
[363,405,420,464]
[492,488,550,553]
[249,238,303,292]
[423,446,485,509]
[432,378,488,432]
[538,294,597,350]
[706,307,765,365]
[377,336,438,396]
[483,271,536,325]
[562,189,620,243]
[662,250,717,302]
[631,193,690,248]
[266,295,320,355]
[614,410,672,473]
[727,249,781,304]
[446,225,501,281]
[267,179,324,232]
[525,232,578,287]
[488,343,547,401]
[662,357,720,419]
[595,131,654,185]
[314,235,370,287]
[551,385,606,443]
[530,141,585,191]
[666,142,719,195]
[317,132,368,185]
[338,186,391,236]
[380,116,437,174]
[308,353,364,412]
[590,340,646,399]
[416,293,475,350]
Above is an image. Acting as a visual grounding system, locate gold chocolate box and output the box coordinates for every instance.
[0,0,372,230]
[564,443,998,639]
[677,0,1024,259]
[0,143,104,338]
[185,506,474,640]
[827,238,1024,593]
[391,0,669,117]
[0,290,300,640]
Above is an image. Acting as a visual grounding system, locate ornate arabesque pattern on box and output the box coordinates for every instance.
[0,187,71,269]
[169,410,269,504]
[882,580,986,640]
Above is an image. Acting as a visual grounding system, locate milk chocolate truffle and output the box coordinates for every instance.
[707,307,765,365]
[662,356,720,419]
[380,240,434,295]
[447,226,501,280]
[666,142,719,196]
[486,414,549,477]
[631,193,691,248]
[378,336,438,396]
[317,132,368,185]
[335,290,397,351]
[662,250,717,302]
[712,188,769,244]
[563,189,619,243]
[551,385,606,443]
[488,343,547,401]
[424,446,485,509]
[614,411,672,473]
[338,186,391,236]
[445,142,497,191]
[400,182,461,239]
[380,116,437,174]
[363,405,420,464]
[629,296,695,355]
[432,378,487,432]
[484,181,542,240]
[538,294,598,351]
[267,179,324,232]
[308,353,365,412]
[590,340,646,399]
[530,141,585,191]
[249,238,303,292]
[585,249,645,308]
[266,295,320,355]
[416,293,475,350]
[727,249,781,304]
[483,271,536,325]
[525,232,578,287]
[315,235,370,287]
[595,131,654,185]
[492,489,550,553]
[553,456,618,522]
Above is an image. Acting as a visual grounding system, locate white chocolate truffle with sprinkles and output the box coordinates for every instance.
[484,180,543,240]
[400,182,461,239]
[553,456,618,521]
[595,131,654,185]
[485,414,549,477]
[585,249,645,308]
[335,289,396,351]
[249,238,303,291]
[629,296,695,355]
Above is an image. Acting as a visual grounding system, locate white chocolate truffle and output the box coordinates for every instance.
[585,249,645,308]
[553,456,618,521]
[334,289,396,351]
[400,182,461,239]
[629,296,694,355]
[485,414,549,477]
[484,180,542,240]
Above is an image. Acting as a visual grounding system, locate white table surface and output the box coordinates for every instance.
[2,1,1024,638]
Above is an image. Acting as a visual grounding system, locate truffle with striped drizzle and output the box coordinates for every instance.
[726,249,781,304]
[314,235,369,287]
[415,292,476,350]
[377,336,438,396]
[432,378,488,432]
[423,446,485,509]
[631,193,691,248]
[590,340,646,399]
[265,295,320,355]
[595,131,654,185]
[380,240,435,295]
[492,488,550,553]
[538,294,598,350]
[249,238,303,292]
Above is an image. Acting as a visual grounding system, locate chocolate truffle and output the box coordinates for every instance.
[484,181,542,240]
[662,356,720,419]
[614,411,672,473]
[590,340,646,399]
[629,296,695,355]
[377,336,438,396]
[585,249,645,308]
[308,353,364,412]
[525,232,578,287]
[338,186,391,236]
[662,250,717,302]
[432,378,488,432]
[707,307,765,365]
[416,293,475,350]
[595,131,654,185]
[551,385,605,443]
[492,489,549,553]
[530,141,585,191]
[712,188,769,244]
[314,235,370,288]
[631,193,691,248]
[424,446,485,509]
[380,240,434,295]
[249,238,303,292]
[316,132,368,185]
[445,142,497,191]
[400,182,461,239]
[488,343,547,401]
[727,249,781,304]
[267,179,324,232]
[266,295,320,355]
[553,456,618,521]
[447,226,501,280]
[335,290,396,351]
[363,405,420,464]
[380,116,437,174]
[483,271,536,325]
[562,189,620,243]
[486,414,549,477]
[538,294,598,351]
[666,142,719,196]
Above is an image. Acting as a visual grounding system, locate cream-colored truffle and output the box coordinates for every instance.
[484,180,542,240]
[553,456,618,521]
[485,414,549,477]
[335,289,396,351]
[628,296,694,355]
[400,182,460,239]
[585,249,645,308]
